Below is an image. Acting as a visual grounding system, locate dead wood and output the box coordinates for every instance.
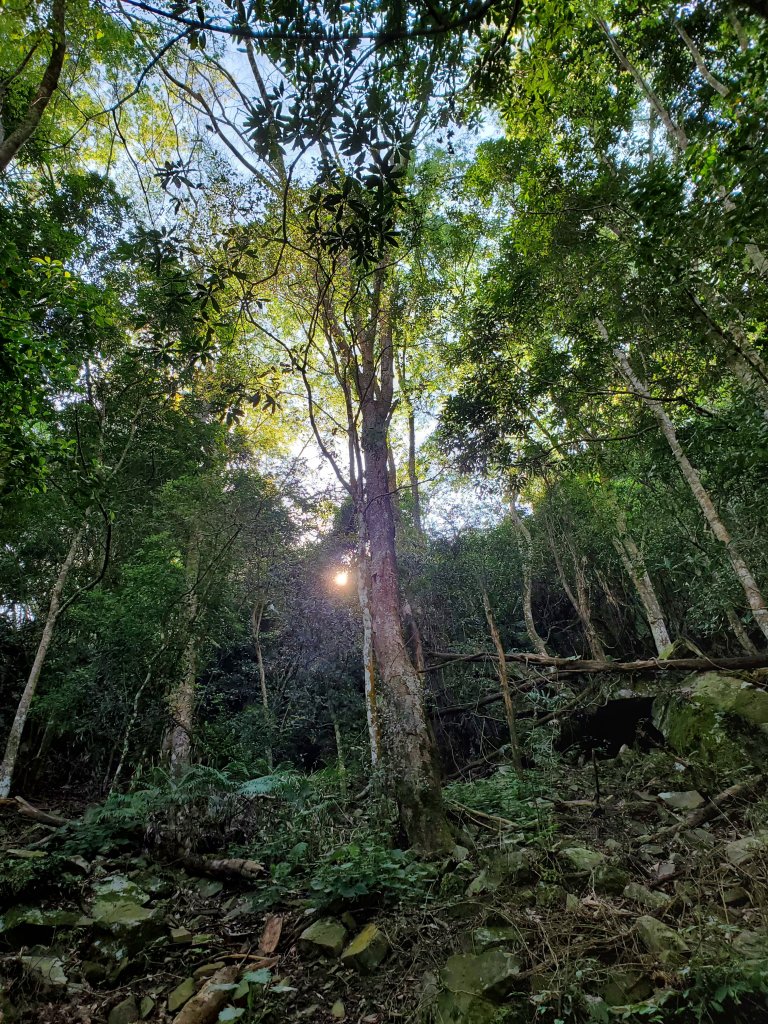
[179,855,265,881]
[14,796,70,826]
[172,965,239,1024]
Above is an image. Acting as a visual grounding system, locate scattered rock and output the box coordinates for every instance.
[298,918,348,958]
[108,995,139,1024]
[81,960,107,983]
[593,863,629,896]
[167,977,196,1012]
[602,971,653,1007]
[139,996,155,1019]
[658,791,705,812]
[331,999,346,1019]
[534,883,566,909]
[93,875,150,905]
[635,916,689,963]
[20,955,67,989]
[440,950,522,1000]
[170,926,193,944]
[432,991,498,1023]
[340,923,389,973]
[725,833,768,867]
[0,906,91,936]
[733,928,768,961]
[193,961,226,978]
[559,847,605,874]
[471,925,520,952]
[91,899,164,952]
[623,882,670,912]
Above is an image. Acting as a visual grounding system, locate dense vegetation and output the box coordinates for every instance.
[3,1,768,1022]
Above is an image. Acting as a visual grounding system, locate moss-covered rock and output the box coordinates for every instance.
[340,923,389,973]
[432,991,499,1023]
[298,918,348,958]
[440,950,522,1000]
[654,672,768,773]
[635,916,689,963]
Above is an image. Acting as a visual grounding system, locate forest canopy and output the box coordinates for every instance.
[3,1,768,1022]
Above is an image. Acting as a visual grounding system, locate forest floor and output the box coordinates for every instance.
[2,740,768,1024]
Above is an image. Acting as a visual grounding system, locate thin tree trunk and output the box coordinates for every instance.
[726,606,761,654]
[481,589,521,768]
[675,21,729,96]
[110,669,152,793]
[547,521,607,660]
[0,520,85,797]
[356,528,380,769]
[611,517,672,655]
[0,0,66,173]
[407,408,423,536]
[167,533,201,778]
[251,601,272,770]
[331,712,347,798]
[402,597,426,674]
[361,429,452,853]
[615,347,768,641]
[507,495,549,656]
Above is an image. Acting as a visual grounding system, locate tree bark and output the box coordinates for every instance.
[726,605,761,654]
[251,601,272,769]
[167,533,201,778]
[615,347,768,641]
[356,529,381,769]
[507,495,549,656]
[547,520,607,660]
[481,589,521,768]
[407,407,423,535]
[675,21,729,96]
[0,520,85,798]
[0,0,66,173]
[361,425,452,853]
[612,523,672,655]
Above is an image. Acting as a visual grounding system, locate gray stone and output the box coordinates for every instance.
[0,906,91,934]
[298,918,348,958]
[733,929,768,960]
[167,977,196,1012]
[170,926,193,944]
[340,924,389,973]
[534,883,566,909]
[139,996,155,1019]
[108,995,139,1024]
[433,991,498,1024]
[20,955,67,988]
[635,916,689,963]
[440,950,522,1000]
[559,847,605,873]
[93,875,150,905]
[725,833,768,867]
[593,863,630,896]
[91,898,164,951]
[623,882,670,912]
[602,971,653,1007]
[658,791,705,812]
[471,925,520,953]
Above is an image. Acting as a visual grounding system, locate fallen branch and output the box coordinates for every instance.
[426,650,768,675]
[445,800,516,828]
[14,796,70,826]
[654,775,764,838]
[179,855,265,881]
[172,965,239,1024]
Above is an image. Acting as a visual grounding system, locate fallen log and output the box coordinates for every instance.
[172,965,239,1024]
[14,796,70,827]
[426,651,768,675]
[179,855,265,881]
[654,775,764,839]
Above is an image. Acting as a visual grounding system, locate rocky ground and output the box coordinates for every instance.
[3,670,768,1023]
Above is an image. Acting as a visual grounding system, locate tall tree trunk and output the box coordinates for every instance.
[612,531,672,655]
[361,426,452,853]
[0,0,66,173]
[407,408,423,536]
[481,589,521,768]
[726,606,761,654]
[356,527,381,769]
[0,520,85,797]
[615,347,768,641]
[547,522,607,660]
[251,601,272,769]
[167,533,201,778]
[507,495,549,656]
